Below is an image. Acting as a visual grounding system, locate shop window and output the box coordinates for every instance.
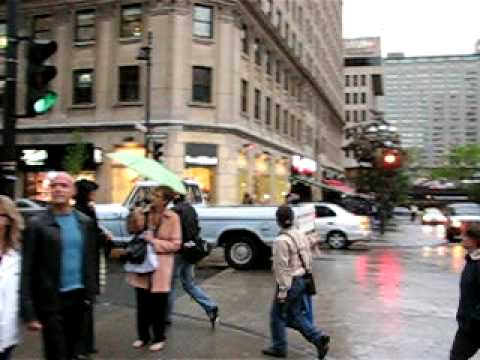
[193,4,213,38]
[73,69,94,104]
[75,9,96,42]
[33,14,52,40]
[120,4,143,38]
[0,21,6,50]
[254,88,261,120]
[192,66,212,103]
[241,79,248,113]
[118,66,140,102]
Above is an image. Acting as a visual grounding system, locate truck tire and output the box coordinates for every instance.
[225,236,259,270]
[327,231,349,249]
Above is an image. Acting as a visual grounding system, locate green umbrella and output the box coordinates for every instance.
[108,152,186,194]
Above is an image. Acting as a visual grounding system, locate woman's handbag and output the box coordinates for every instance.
[125,235,147,264]
[124,234,158,274]
[182,236,211,264]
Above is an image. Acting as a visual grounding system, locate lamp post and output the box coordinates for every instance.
[137,31,152,157]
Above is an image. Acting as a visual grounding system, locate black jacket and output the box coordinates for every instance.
[456,250,480,333]
[20,208,98,322]
[172,201,200,247]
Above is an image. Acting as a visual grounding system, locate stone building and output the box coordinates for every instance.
[0,0,344,204]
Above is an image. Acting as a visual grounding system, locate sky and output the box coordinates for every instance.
[343,0,480,57]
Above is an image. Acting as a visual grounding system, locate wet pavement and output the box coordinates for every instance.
[14,220,479,359]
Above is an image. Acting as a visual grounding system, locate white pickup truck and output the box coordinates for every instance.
[95,180,315,270]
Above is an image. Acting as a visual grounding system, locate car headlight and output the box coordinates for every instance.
[451,220,462,228]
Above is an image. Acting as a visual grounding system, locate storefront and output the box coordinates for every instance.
[17,144,102,200]
[253,153,272,203]
[290,156,317,202]
[182,143,218,203]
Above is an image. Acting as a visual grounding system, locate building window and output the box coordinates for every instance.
[353,93,358,104]
[353,110,358,122]
[193,4,213,38]
[254,88,261,120]
[241,79,248,113]
[119,66,140,102]
[361,110,367,122]
[290,115,295,138]
[361,92,366,104]
[265,96,272,126]
[345,75,350,87]
[285,23,289,41]
[73,69,94,104]
[345,93,350,104]
[192,66,212,103]
[241,24,249,55]
[345,111,350,122]
[254,38,262,66]
[292,32,296,51]
[284,72,289,91]
[361,74,366,86]
[275,104,280,131]
[266,51,272,75]
[275,61,281,83]
[266,0,273,19]
[353,75,358,87]
[283,110,288,134]
[296,119,302,142]
[276,10,282,30]
[75,9,96,42]
[32,14,52,40]
[120,4,143,38]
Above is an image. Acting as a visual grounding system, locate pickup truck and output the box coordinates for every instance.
[95,180,315,270]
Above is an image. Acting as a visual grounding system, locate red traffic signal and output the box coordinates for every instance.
[376,149,402,170]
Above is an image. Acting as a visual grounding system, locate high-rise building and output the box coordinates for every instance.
[342,37,385,171]
[382,51,480,168]
[0,0,344,204]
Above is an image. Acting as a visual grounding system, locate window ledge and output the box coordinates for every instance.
[241,53,249,61]
[119,36,143,44]
[193,37,215,45]
[240,112,249,120]
[114,101,144,107]
[70,104,96,109]
[189,102,216,109]
[73,40,96,47]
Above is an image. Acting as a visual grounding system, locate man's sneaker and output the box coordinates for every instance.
[208,307,219,329]
[261,347,287,358]
[315,335,330,360]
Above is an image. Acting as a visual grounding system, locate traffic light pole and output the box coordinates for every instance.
[1,0,19,198]
[144,32,152,158]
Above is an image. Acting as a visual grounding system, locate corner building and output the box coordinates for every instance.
[0,0,344,204]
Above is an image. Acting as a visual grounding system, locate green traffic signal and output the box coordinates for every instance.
[33,90,58,114]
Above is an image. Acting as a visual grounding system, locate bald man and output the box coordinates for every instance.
[20,172,98,360]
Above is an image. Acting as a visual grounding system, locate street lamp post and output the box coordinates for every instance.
[137,31,152,157]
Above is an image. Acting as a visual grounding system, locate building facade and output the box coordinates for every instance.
[0,0,344,204]
[382,52,480,168]
[342,37,384,172]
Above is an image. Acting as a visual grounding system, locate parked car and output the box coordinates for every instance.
[95,180,316,270]
[421,207,447,225]
[445,203,480,242]
[15,198,46,220]
[309,202,371,249]
[393,206,411,217]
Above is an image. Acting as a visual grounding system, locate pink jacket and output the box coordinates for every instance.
[127,209,181,293]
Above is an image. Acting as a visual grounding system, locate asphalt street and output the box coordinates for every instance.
[15,218,479,359]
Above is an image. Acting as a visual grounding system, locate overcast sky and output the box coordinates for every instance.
[343,0,480,57]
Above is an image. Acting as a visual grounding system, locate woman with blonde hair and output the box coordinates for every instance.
[0,196,25,360]
[127,186,181,352]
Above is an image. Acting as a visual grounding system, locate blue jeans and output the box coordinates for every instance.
[270,277,324,352]
[167,255,217,321]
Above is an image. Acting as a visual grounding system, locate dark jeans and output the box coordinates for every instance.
[78,302,95,354]
[450,328,480,360]
[135,288,169,343]
[0,346,15,360]
[39,289,87,360]
[269,277,324,352]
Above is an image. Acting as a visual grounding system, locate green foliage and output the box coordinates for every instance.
[62,131,88,175]
[431,144,480,180]
[466,183,480,203]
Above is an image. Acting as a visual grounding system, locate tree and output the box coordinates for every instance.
[62,131,89,175]
[431,144,480,181]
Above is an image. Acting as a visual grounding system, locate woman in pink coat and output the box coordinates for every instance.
[127,186,181,352]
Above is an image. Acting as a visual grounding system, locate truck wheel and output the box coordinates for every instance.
[225,236,259,270]
[327,231,349,249]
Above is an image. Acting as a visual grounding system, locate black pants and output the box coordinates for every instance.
[0,346,15,360]
[78,302,95,354]
[450,328,480,360]
[39,289,87,360]
[135,288,169,343]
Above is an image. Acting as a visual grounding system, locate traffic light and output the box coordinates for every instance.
[152,141,164,161]
[26,40,58,116]
[376,148,403,170]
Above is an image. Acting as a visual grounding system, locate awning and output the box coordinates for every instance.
[323,179,356,194]
[290,175,355,195]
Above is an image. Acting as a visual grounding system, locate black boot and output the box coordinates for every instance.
[262,347,287,358]
[314,335,330,360]
[208,307,219,329]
